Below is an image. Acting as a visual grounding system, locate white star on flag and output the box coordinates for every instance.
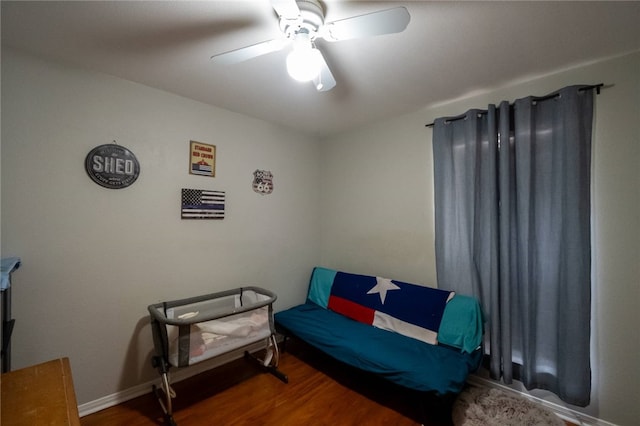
[367,277,400,304]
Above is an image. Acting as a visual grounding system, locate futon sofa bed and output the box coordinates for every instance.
[274,267,483,398]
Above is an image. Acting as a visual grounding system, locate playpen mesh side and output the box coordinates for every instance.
[151,289,274,367]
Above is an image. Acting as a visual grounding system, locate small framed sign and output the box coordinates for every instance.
[189,141,216,177]
[253,169,274,195]
[85,143,140,189]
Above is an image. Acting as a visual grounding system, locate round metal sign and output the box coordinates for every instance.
[85,144,140,189]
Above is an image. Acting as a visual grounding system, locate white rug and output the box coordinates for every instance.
[452,386,565,426]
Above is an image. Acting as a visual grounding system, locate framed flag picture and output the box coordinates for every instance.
[181,188,225,219]
[189,141,216,177]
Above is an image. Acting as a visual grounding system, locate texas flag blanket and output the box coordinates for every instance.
[306,267,454,345]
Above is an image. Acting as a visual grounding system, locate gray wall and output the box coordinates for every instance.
[1,48,320,404]
[320,51,640,426]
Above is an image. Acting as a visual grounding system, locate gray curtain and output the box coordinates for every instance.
[433,85,593,406]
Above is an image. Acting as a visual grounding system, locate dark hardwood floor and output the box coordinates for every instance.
[81,340,449,425]
[81,339,576,426]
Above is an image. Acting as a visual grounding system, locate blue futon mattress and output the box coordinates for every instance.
[275,302,482,395]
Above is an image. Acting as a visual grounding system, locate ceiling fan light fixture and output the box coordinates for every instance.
[210,1,410,93]
[286,32,322,82]
[286,47,322,82]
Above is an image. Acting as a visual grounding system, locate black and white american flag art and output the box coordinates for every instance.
[181,188,225,219]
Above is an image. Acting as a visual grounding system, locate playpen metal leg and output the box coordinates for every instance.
[270,334,280,365]
[245,335,288,383]
[152,355,177,425]
[266,334,288,383]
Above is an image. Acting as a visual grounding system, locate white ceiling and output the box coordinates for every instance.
[2,1,640,138]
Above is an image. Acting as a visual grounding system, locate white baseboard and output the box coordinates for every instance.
[78,341,267,417]
[466,375,618,426]
[78,380,153,417]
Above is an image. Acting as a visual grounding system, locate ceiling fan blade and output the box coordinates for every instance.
[313,51,336,92]
[271,0,300,20]
[322,7,410,42]
[210,38,289,64]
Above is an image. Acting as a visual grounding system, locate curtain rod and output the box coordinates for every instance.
[424,83,604,128]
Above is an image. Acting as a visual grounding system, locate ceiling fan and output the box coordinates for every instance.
[210,0,410,92]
